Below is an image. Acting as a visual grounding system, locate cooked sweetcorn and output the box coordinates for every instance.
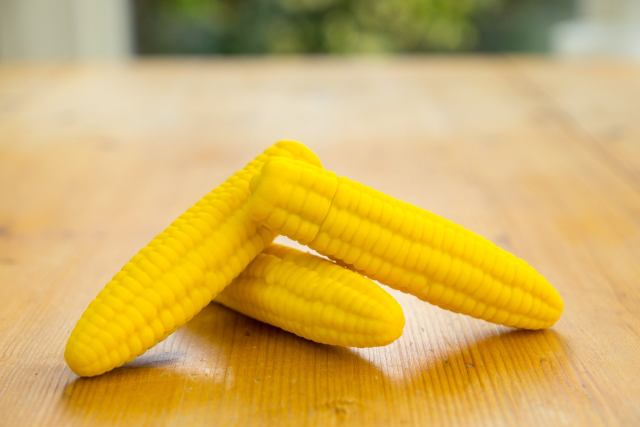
[65,141,321,376]
[248,157,564,330]
[216,244,405,347]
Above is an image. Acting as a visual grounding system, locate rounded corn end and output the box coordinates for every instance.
[64,337,98,377]
[526,275,564,330]
[273,140,323,168]
[539,287,564,329]
[372,296,406,346]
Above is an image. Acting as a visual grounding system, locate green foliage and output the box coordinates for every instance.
[135,0,502,54]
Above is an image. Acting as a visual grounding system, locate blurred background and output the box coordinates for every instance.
[0,0,638,60]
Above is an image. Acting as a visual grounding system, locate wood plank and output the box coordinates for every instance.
[0,58,638,426]
[512,57,640,181]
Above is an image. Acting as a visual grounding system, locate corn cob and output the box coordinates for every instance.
[65,141,321,377]
[248,157,564,330]
[216,244,405,347]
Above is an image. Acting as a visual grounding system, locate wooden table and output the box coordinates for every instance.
[1,58,638,426]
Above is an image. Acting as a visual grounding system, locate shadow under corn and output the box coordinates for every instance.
[396,328,570,425]
[60,304,569,425]
[60,303,390,425]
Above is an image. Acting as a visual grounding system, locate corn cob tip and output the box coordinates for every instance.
[533,286,564,329]
[373,293,405,345]
[64,338,97,377]
[272,140,322,168]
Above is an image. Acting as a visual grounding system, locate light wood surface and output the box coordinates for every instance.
[1,57,639,426]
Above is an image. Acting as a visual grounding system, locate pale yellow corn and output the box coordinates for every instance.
[248,157,564,330]
[65,141,321,376]
[216,244,405,347]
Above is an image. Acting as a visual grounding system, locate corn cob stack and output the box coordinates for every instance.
[216,244,405,347]
[66,140,564,377]
[248,157,564,330]
[65,141,321,377]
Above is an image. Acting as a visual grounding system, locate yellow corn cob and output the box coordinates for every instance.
[65,141,321,376]
[216,244,405,347]
[248,157,564,330]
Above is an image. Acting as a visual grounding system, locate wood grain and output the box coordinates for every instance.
[0,57,638,426]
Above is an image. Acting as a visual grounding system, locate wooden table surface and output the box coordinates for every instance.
[1,57,639,426]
